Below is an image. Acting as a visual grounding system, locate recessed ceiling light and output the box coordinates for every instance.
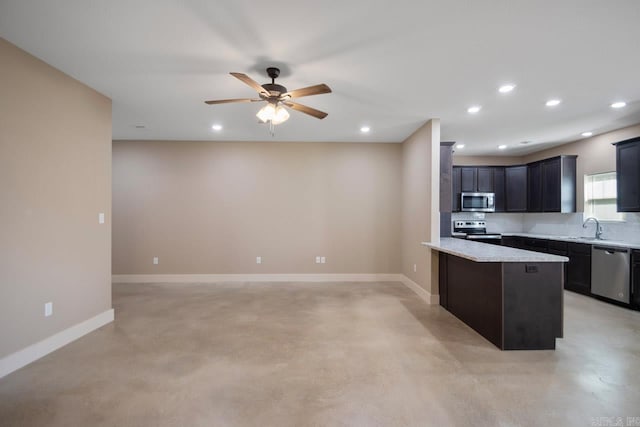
[498,144,508,150]
[360,126,370,133]
[456,144,465,149]
[545,99,561,107]
[611,101,627,109]
[581,131,593,137]
[467,106,481,114]
[211,124,223,131]
[499,84,516,93]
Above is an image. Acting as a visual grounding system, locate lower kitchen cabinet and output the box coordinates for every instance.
[566,243,592,295]
[522,237,549,253]
[501,236,523,249]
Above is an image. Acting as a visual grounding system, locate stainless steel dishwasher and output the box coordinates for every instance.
[591,245,631,304]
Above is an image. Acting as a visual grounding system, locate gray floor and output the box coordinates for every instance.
[1,281,639,427]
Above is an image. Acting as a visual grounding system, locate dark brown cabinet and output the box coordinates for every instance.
[452,166,500,211]
[505,165,527,212]
[528,156,577,213]
[493,167,506,212]
[477,167,494,192]
[460,167,477,192]
[452,166,461,212]
[440,142,455,237]
[522,237,549,253]
[542,157,561,211]
[501,236,524,249]
[456,166,496,194]
[527,162,543,212]
[615,137,640,212]
[566,243,591,295]
[452,155,576,213]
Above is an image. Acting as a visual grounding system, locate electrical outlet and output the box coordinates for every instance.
[315,256,321,264]
[256,256,262,264]
[153,257,159,265]
[44,302,53,317]
[413,264,417,272]
[98,212,105,224]
[320,256,326,264]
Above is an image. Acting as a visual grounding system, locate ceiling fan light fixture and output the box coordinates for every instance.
[256,103,276,123]
[272,105,290,125]
[256,103,290,125]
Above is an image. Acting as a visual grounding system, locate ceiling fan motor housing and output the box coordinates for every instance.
[262,83,287,97]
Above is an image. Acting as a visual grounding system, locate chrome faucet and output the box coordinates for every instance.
[583,217,603,240]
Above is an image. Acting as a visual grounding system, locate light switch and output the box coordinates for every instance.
[256,256,262,264]
[315,256,321,264]
[153,257,159,265]
[320,257,326,264]
[98,213,105,224]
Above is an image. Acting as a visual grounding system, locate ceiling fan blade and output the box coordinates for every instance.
[283,101,328,119]
[204,98,262,105]
[282,84,332,99]
[230,72,269,96]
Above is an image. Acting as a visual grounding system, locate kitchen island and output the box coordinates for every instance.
[423,238,569,350]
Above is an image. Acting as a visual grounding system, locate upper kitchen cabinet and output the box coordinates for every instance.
[452,166,503,211]
[505,165,527,212]
[615,137,640,212]
[527,162,543,212]
[440,142,455,237]
[452,155,576,213]
[460,167,477,192]
[528,156,577,213]
[477,167,495,192]
[452,166,461,212]
[493,167,506,212]
[456,166,497,193]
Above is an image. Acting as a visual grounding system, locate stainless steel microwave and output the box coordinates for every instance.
[461,192,495,212]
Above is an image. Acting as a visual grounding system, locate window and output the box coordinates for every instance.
[584,172,624,221]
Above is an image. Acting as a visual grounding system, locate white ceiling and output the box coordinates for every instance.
[2,0,640,155]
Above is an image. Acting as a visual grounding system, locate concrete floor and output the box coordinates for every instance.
[1,282,639,427]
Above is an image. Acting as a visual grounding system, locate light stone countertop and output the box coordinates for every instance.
[422,238,569,263]
[500,232,640,250]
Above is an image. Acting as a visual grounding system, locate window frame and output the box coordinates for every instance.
[583,171,625,223]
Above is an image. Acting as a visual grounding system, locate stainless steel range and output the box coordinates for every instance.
[453,220,502,244]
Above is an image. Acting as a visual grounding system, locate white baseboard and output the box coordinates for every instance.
[400,275,440,305]
[0,308,114,379]
[112,273,404,283]
[112,273,439,305]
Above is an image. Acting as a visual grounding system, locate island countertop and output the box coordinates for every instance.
[422,238,569,263]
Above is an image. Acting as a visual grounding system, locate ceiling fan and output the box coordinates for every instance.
[204,67,332,127]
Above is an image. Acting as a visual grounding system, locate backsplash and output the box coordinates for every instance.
[451,211,640,244]
[522,213,640,244]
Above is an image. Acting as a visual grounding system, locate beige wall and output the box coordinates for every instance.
[112,141,402,274]
[400,120,440,294]
[0,38,112,357]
